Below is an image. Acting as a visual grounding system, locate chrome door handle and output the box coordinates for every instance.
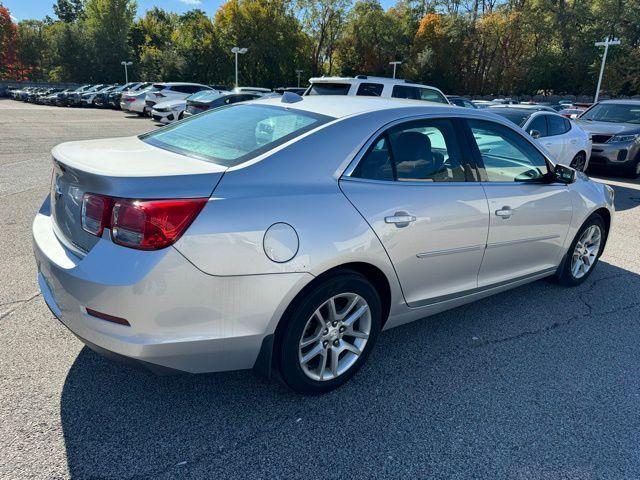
[385,212,416,227]
[495,206,513,219]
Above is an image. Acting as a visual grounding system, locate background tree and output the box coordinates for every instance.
[53,0,85,23]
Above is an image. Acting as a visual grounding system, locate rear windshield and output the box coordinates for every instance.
[187,90,222,103]
[489,109,531,127]
[306,83,351,95]
[140,104,334,167]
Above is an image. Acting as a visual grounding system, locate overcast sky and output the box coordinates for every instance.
[4,0,396,21]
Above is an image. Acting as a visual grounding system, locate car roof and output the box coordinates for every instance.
[599,99,640,105]
[252,95,465,118]
[154,82,209,87]
[308,75,442,90]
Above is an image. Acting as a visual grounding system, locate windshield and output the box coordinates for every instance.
[581,103,640,124]
[140,104,334,167]
[306,83,351,95]
[489,109,530,127]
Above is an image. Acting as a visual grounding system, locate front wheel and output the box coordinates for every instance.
[624,157,640,179]
[277,272,381,394]
[570,152,587,172]
[554,214,605,286]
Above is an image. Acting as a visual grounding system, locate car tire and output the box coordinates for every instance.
[277,271,381,394]
[569,152,587,172]
[624,156,640,179]
[554,213,606,287]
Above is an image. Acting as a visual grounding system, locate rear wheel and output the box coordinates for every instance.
[277,272,381,394]
[570,152,587,172]
[554,214,605,286]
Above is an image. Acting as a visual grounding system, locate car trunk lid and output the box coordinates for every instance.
[50,136,225,256]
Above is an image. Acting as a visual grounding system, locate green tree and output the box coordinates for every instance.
[53,0,85,23]
[215,0,311,87]
[84,0,136,82]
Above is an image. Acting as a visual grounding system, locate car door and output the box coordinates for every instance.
[544,114,574,165]
[464,118,572,287]
[340,117,489,307]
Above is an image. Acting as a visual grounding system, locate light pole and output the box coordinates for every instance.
[295,69,304,88]
[389,61,402,79]
[594,37,620,103]
[120,61,133,84]
[231,47,248,88]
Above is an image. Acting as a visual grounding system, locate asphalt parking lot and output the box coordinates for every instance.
[1,98,640,480]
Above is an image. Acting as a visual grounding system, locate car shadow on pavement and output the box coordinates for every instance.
[59,260,640,479]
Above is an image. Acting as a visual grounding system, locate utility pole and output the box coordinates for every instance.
[231,47,248,88]
[120,61,132,84]
[594,37,620,103]
[295,69,304,88]
[389,61,402,79]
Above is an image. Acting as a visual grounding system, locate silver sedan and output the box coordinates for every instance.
[33,96,615,394]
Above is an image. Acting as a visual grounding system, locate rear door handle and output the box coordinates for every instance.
[495,206,513,219]
[385,212,416,227]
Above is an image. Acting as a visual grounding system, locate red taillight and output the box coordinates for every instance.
[124,97,135,102]
[81,193,113,236]
[81,194,207,250]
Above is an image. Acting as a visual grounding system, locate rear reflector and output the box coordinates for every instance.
[81,193,207,250]
[86,308,131,326]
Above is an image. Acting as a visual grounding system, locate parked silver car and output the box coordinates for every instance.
[33,97,614,393]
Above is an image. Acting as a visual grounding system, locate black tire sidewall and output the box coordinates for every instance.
[278,272,382,394]
[559,214,605,286]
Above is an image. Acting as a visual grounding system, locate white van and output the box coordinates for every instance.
[304,75,450,104]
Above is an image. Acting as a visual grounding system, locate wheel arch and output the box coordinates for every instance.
[254,261,393,378]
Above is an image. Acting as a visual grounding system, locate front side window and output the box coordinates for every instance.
[141,104,333,167]
[527,115,548,137]
[356,83,383,96]
[468,119,549,182]
[352,119,467,182]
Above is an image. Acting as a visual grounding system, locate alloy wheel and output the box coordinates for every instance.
[298,293,371,381]
[570,153,586,172]
[570,225,602,279]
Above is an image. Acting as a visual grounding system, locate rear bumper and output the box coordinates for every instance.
[589,141,639,170]
[33,196,310,374]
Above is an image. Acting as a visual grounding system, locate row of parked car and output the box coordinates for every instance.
[8,76,640,177]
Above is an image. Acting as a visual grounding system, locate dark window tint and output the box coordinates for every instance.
[468,119,548,182]
[353,119,467,183]
[356,83,383,96]
[547,114,569,136]
[306,83,351,95]
[527,115,548,137]
[352,137,394,181]
[392,85,448,104]
[563,118,572,132]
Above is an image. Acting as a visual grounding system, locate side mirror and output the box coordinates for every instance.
[529,129,541,139]
[553,163,576,184]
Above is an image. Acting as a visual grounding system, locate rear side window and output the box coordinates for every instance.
[141,104,333,167]
[391,85,447,104]
[353,119,467,182]
[306,83,351,95]
[356,83,383,97]
[547,115,569,136]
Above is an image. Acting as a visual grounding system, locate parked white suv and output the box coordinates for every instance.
[304,76,450,104]
[144,82,213,115]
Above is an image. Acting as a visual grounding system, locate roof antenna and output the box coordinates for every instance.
[281,91,303,104]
